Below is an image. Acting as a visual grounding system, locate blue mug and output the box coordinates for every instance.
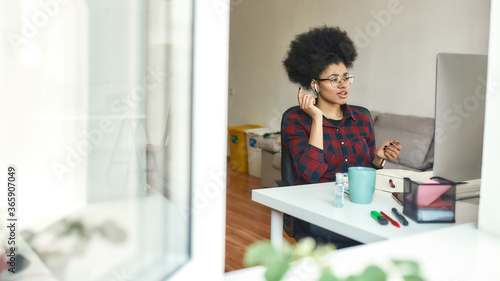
[348,167,376,204]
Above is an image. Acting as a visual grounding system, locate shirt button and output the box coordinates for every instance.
[336,129,340,132]
[341,141,345,145]
[344,159,348,162]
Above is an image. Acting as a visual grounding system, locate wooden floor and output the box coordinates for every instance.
[224,162,295,272]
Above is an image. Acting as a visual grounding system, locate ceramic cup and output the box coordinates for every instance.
[348,167,376,204]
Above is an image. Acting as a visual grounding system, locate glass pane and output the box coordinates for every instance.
[0,0,192,279]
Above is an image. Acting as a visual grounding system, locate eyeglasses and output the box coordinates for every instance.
[316,76,355,88]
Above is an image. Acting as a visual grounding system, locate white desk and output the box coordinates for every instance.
[252,181,479,248]
[226,223,500,281]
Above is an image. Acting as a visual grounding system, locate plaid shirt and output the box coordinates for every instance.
[283,104,376,184]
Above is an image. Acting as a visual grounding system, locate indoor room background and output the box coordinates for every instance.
[227,0,490,132]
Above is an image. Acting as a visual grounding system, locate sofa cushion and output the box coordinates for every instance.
[373,112,434,170]
[258,135,281,153]
[369,110,380,123]
[385,161,421,171]
[260,150,281,187]
[272,151,281,170]
[419,138,434,171]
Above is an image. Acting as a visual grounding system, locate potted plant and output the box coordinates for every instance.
[244,238,426,281]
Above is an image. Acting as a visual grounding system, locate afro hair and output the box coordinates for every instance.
[283,26,357,89]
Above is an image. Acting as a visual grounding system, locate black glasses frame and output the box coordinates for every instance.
[316,76,355,88]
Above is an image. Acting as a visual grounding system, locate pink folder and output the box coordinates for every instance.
[406,179,452,208]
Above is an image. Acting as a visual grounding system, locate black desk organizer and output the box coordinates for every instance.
[403,177,457,223]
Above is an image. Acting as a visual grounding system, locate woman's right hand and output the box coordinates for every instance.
[298,87,323,120]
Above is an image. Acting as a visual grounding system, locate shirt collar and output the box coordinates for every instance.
[342,104,358,121]
[319,104,357,128]
[307,101,358,125]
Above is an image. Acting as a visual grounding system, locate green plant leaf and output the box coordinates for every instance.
[264,260,290,281]
[318,269,339,281]
[392,260,420,275]
[358,265,386,281]
[313,243,336,260]
[345,275,360,281]
[244,240,279,267]
[403,275,425,281]
[291,237,316,260]
[281,240,294,260]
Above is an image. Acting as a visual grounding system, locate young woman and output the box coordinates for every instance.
[281,26,403,247]
[282,26,402,184]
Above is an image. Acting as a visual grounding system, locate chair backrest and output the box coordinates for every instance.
[280,105,372,186]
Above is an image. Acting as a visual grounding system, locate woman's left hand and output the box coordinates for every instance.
[376,140,402,161]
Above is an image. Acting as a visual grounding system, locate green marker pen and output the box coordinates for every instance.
[371,211,388,225]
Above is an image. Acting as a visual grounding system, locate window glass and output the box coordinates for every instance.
[0,0,193,279]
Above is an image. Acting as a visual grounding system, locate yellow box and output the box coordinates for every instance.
[228,124,262,172]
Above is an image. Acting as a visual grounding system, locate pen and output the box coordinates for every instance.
[380,211,400,228]
[370,211,388,225]
[391,208,409,226]
[389,179,395,188]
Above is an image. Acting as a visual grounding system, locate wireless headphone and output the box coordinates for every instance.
[314,83,318,93]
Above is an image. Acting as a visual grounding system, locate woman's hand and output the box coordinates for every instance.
[298,87,324,149]
[298,87,322,120]
[374,140,402,165]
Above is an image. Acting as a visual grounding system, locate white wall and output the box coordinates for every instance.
[228,0,490,131]
[478,0,500,237]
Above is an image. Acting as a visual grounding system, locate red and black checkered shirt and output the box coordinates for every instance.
[283,104,376,184]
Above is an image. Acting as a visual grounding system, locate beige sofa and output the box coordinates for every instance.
[258,111,435,187]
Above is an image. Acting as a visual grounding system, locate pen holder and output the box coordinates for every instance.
[402,177,457,223]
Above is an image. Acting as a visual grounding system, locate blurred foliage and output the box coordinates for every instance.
[244,238,426,281]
